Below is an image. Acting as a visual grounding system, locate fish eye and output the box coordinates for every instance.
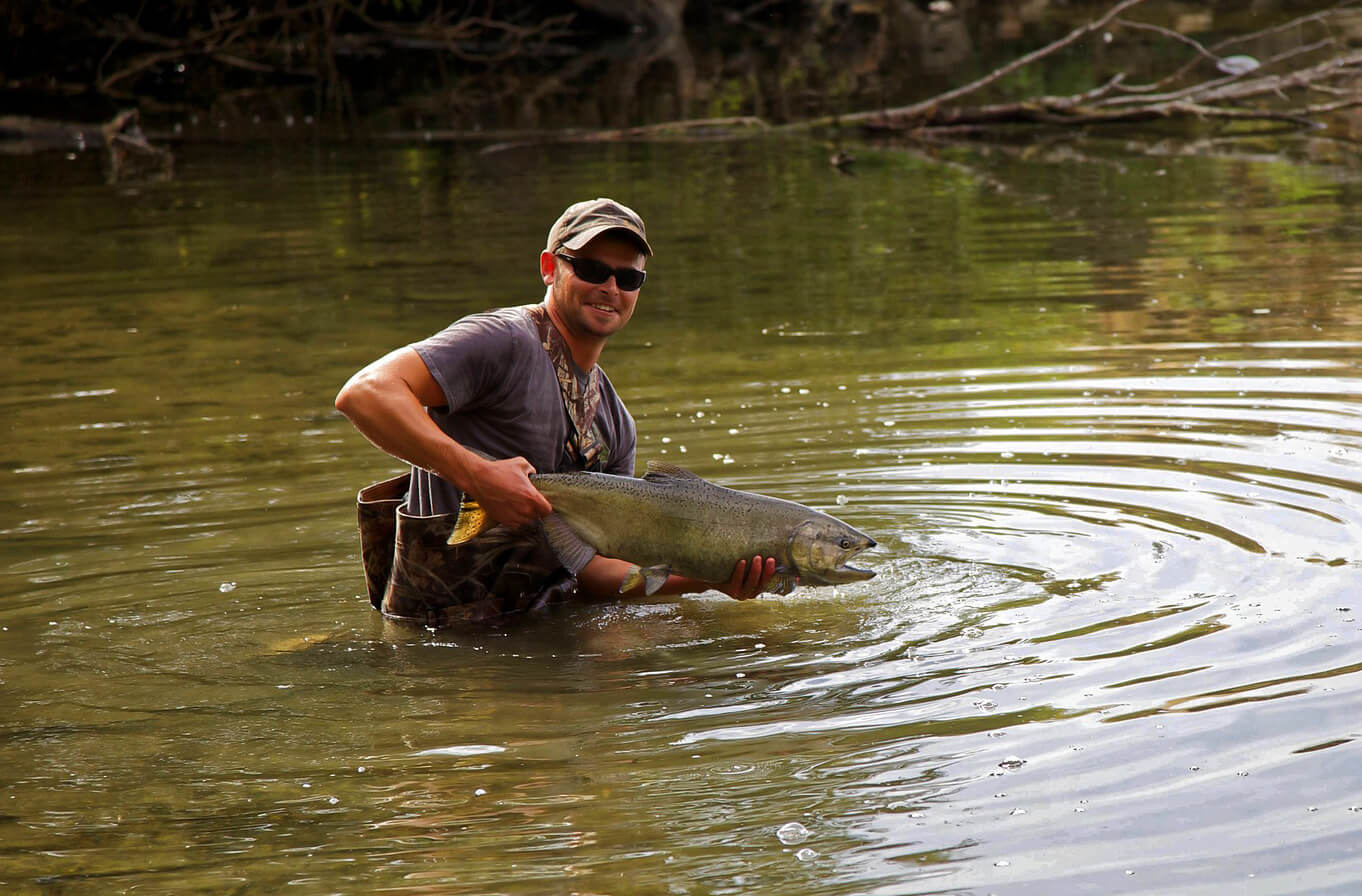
[840,538,851,549]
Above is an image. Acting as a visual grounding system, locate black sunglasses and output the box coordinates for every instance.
[555,253,647,291]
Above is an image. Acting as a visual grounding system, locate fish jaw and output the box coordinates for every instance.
[790,521,877,586]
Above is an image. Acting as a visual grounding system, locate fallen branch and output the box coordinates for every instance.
[826,0,1151,129]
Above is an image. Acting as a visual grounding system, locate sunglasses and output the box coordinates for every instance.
[555,253,647,291]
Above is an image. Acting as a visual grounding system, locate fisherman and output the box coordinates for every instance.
[336,198,778,625]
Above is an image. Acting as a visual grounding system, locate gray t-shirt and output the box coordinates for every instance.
[405,304,637,515]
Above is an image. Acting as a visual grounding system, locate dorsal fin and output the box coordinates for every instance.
[643,461,705,483]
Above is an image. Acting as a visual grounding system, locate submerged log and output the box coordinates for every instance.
[0,109,173,182]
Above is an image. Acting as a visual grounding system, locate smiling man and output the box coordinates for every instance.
[336,198,775,625]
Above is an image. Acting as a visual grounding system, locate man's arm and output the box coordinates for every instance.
[334,346,551,528]
[577,554,779,602]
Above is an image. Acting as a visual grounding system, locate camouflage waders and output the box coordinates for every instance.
[357,474,578,627]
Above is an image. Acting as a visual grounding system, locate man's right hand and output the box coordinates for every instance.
[466,455,553,530]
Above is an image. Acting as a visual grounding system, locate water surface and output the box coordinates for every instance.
[4,136,1362,894]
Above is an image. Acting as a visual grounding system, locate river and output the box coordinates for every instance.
[4,133,1362,894]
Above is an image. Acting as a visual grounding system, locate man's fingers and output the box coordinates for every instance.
[760,556,776,589]
[746,555,764,592]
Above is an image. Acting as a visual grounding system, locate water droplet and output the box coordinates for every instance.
[777,822,811,845]
[995,859,1011,867]
[219,582,237,593]
[999,756,1026,770]
[795,847,818,861]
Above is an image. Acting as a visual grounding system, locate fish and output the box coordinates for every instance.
[450,462,876,596]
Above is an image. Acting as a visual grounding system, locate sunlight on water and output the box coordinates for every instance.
[4,139,1362,894]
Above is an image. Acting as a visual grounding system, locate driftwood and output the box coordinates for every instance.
[472,0,1362,152]
[831,0,1362,134]
[0,109,173,183]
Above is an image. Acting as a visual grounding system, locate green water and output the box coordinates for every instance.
[5,135,1362,894]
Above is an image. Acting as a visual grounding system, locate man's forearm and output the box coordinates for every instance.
[576,555,715,600]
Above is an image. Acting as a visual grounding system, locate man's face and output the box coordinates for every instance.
[544,234,647,341]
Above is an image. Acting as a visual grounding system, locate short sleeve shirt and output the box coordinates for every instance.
[405,304,637,515]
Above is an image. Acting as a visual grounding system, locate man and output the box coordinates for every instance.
[336,198,776,625]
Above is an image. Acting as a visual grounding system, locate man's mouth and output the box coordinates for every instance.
[588,303,617,315]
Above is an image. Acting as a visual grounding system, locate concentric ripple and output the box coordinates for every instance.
[614,338,1362,894]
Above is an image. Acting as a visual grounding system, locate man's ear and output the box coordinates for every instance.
[540,250,557,286]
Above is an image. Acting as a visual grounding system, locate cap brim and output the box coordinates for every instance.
[561,224,653,256]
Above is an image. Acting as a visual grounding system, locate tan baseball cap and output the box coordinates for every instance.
[545,198,653,257]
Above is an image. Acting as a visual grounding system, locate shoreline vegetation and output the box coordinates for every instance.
[7,1,1362,179]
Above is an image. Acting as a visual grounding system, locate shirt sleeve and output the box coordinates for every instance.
[410,312,523,412]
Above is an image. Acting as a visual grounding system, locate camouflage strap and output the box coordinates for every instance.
[528,303,606,471]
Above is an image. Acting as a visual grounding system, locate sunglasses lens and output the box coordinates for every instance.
[615,269,646,290]
[571,257,612,284]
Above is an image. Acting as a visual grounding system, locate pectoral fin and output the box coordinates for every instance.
[448,498,494,545]
[767,569,799,596]
[621,564,672,596]
[539,512,596,575]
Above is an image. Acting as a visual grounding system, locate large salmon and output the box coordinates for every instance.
[482,462,877,596]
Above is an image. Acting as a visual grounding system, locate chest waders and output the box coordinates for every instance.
[354,306,607,627]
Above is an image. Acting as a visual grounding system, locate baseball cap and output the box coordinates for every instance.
[545,198,652,257]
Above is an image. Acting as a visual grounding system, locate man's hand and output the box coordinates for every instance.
[466,455,553,529]
[720,555,779,601]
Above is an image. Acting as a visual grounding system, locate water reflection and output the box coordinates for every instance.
[4,138,1362,893]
